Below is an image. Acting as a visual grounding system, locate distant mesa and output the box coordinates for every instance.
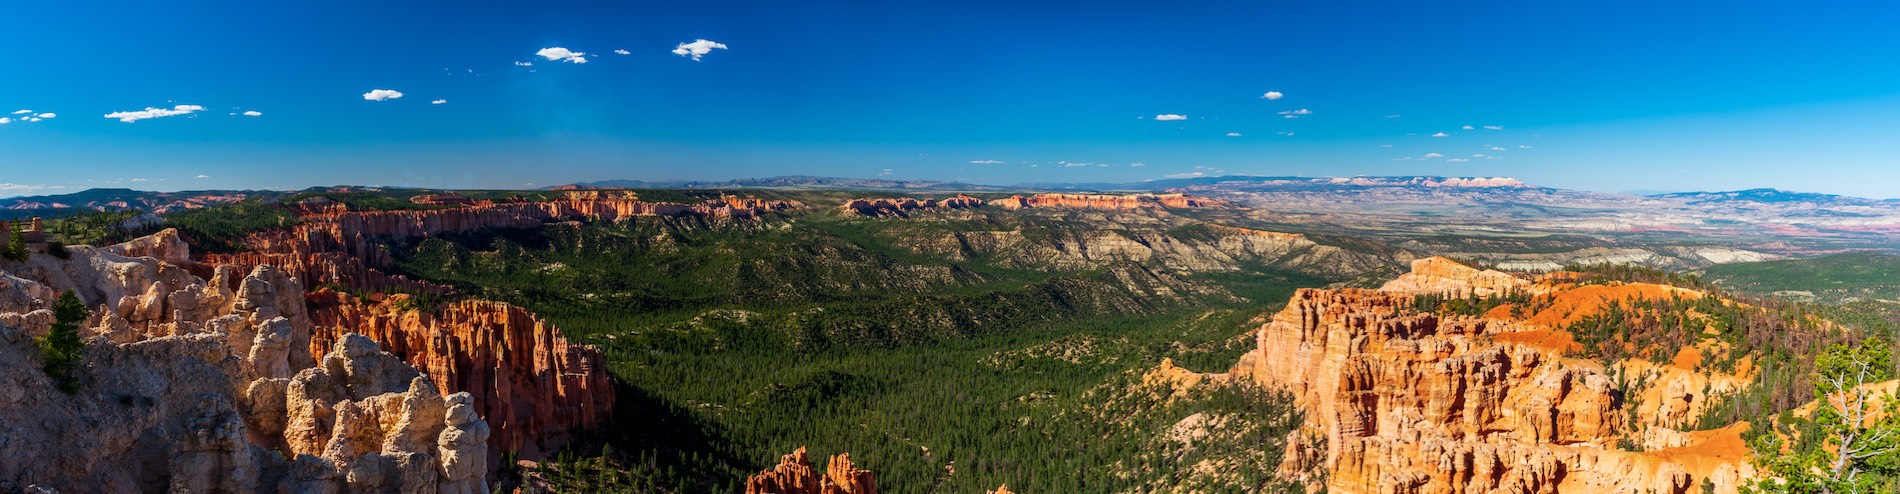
[839,195,984,217]
[991,193,1228,210]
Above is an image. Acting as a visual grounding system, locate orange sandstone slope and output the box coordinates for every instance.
[1207,257,1756,494]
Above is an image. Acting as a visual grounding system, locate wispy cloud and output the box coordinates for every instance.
[614,49,631,55]
[1423,152,1444,159]
[1518,145,1533,149]
[1261,91,1283,100]
[1446,158,1470,162]
[0,183,65,195]
[1384,114,1401,118]
[672,39,728,61]
[1165,172,1207,179]
[514,61,533,67]
[536,47,588,64]
[1461,125,1474,130]
[35,113,54,119]
[1277,131,1295,136]
[968,160,1004,164]
[1487,146,1506,151]
[194,174,210,179]
[1277,109,1312,115]
[1483,125,1504,130]
[1225,132,1242,137]
[242,110,262,117]
[363,89,403,101]
[431,99,447,105]
[1430,132,1448,137]
[104,104,205,123]
[0,118,9,124]
[9,110,29,115]
[1154,114,1187,121]
[1129,162,1146,167]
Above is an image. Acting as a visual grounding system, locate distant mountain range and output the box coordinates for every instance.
[2,177,1893,219]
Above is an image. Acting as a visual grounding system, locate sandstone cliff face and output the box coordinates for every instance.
[899,223,1388,278]
[744,447,879,494]
[0,234,490,493]
[307,292,614,459]
[1211,263,1755,493]
[839,195,984,217]
[1378,256,1534,297]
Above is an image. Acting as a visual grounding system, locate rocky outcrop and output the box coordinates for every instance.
[1209,261,1754,493]
[991,193,1226,210]
[840,195,984,217]
[744,447,878,494]
[308,292,613,459]
[1379,256,1533,297]
[0,233,489,493]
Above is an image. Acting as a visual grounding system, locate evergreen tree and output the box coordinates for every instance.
[1748,339,1900,493]
[40,290,88,394]
[2,230,26,261]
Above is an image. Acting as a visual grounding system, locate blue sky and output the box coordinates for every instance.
[4,1,1900,197]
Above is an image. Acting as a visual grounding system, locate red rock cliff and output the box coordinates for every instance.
[306,291,613,459]
[1212,267,1756,493]
[990,193,1225,210]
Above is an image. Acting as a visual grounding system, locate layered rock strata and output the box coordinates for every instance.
[0,234,490,493]
[840,195,984,216]
[1210,261,1754,493]
[307,292,613,458]
[744,447,879,494]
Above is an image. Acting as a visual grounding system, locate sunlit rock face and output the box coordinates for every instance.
[0,232,490,493]
[1212,260,1754,493]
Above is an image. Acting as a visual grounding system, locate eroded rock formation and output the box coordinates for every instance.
[308,292,613,458]
[0,233,490,493]
[840,195,984,217]
[1202,261,1755,493]
[744,447,879,494]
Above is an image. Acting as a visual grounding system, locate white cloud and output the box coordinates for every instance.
[1488,146,1506,151]
[103,104,205,123]
[1483,125,1504,131]
[1384,114,1401,118]
[1284,115,1298,119]
[1446,158,1470,162]
[672,39,728,61]
[1461,125,1474,130]
[1423,153,1444,158]
[1431,132,1449,137]
[1154,114,1187,121]
[536,47,588,63]
[878,168,893,176]
[242,110,262,117]
[1225,132,1242,137]
[1165,172,1207,179]
[1129,162,1146,167]
[36,113,54,119]
[1277,131,1295,136]
[130,178,149,182]
[1277,109,1312,115]
[1380,144,1393,147]
[1473,154,1488,157]
[614,49,631,55]
[194,174,210,179]
[1261,91,1283,100]
[0,118,9,124]
[514,61,534,67]
[1518,145,1533,149]
[431,99,447,105]
[969,160,1004,164]
[10,110,29,115]
[1061,161,1092,167]
[363,89,403,101]
[24,118,38,122]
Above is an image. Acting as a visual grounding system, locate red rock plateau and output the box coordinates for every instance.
[307,291,614,459]
[990,193,1226,210]
[839,195,984,216]
[744,447,879,494]
[1188,257,1755,493]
